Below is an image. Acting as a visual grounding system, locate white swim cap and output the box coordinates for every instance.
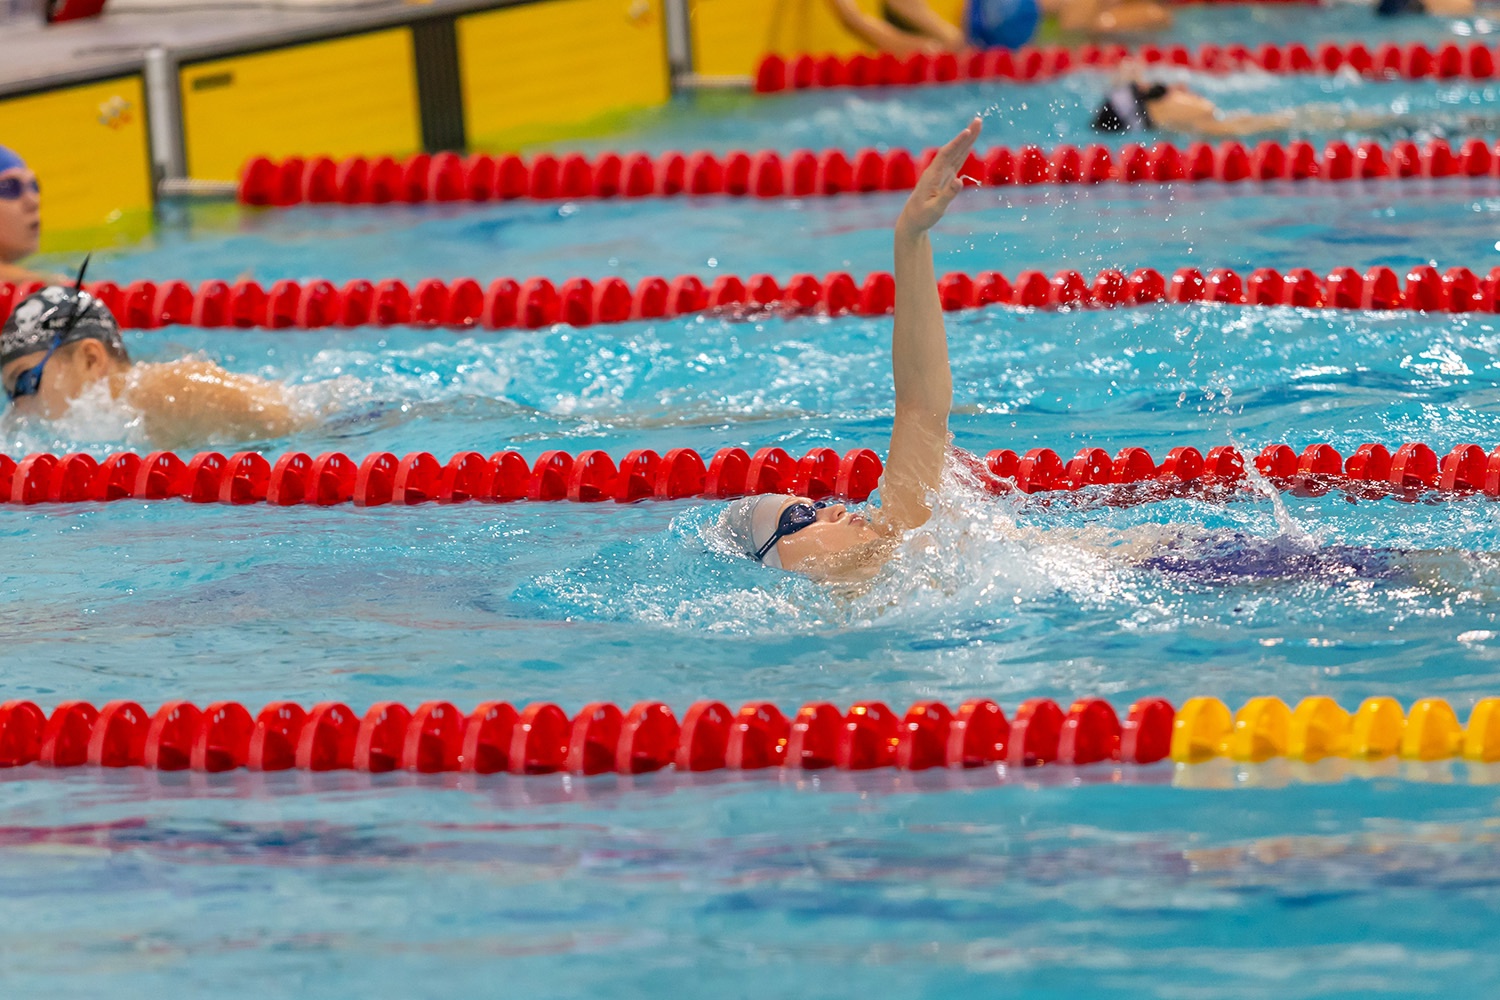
[721,494,791,569]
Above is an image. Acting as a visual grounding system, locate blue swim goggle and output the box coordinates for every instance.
[6,329,63,401]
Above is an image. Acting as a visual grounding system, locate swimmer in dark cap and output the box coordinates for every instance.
[720,117,984,583]
[1090,75,1429,138]
[1092,80,1301,138]
[2,275,306,447]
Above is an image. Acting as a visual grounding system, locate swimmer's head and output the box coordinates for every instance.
[0,147,40,263]
[2,284,129,419]
[721,494,878,575]
[1091,82,1170,133]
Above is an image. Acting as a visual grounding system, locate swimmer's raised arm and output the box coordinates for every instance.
[880,116,981,532]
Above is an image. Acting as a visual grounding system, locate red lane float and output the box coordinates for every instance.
[976,440,1500,501]
[8,441,1500,509]
[0,446,884,507]
[235,136,1500,208]
[0,696,1177,774]
[24,261,1500,334]
[752,39,1500,94]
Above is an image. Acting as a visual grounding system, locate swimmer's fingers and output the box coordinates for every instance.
[898,118,981,234]
[930,117,982,179]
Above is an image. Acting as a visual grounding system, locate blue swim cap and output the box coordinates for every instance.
[0,147,26,175]
[968,0,1041,49]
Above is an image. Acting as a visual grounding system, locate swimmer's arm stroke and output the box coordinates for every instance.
[880,117,981,534]
[122,360,305,449]
[1149,99,1293,138]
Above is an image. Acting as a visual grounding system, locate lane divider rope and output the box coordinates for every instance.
[232,135,1500,208]
[11,261,1500,333]
[752,39,1500,93]
[0,446,883,507]
[3,441,1498,507]
[0,694,1491,776]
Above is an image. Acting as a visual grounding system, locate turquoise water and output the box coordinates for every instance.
[11,31,1500,999]
[572,73,1500,156]
[1158,3,1500,47]
[64,180,1500,289]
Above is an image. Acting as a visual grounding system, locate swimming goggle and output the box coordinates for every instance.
[5,329,62,401]
[754,499,836,562]
[0,176,39,201]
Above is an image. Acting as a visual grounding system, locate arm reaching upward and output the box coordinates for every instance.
[878,117,981,532]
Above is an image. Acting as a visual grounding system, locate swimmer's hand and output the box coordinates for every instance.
[896,117,982,240]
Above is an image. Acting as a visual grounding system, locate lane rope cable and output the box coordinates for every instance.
[0,694,1491,776]
[10,261,1500,332]
[750,38,1500,93]
[232,136,1500,208]
[3,441,1499,507]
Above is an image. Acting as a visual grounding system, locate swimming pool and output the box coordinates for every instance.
[9,29,1500,998]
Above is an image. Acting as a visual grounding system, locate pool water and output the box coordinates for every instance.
[571,72,1500,156]
[10,25,1500,999]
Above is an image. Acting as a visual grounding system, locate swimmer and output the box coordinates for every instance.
[0,146,63,286]
[2,276,307,449]
[824,0,1169,57]
[721,117,984,583]
[1376,0,1480,16]
[1092,81,1298,137]
[1090,78,1414,139]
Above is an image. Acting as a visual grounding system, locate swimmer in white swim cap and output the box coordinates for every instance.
[720,117,984,583]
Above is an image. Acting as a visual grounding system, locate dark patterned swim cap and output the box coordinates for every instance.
[1,286,124,368]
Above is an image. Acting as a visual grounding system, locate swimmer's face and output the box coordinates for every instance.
[0,166,41,263]
[2,340,110,419]
[771,495,882,576]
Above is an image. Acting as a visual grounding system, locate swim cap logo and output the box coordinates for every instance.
[97,96,133,130]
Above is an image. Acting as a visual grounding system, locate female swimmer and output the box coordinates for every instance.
[0,146,64,286]
[721,117,984,583]
[1092,81,1295,138]
[1091,78,1415,139]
